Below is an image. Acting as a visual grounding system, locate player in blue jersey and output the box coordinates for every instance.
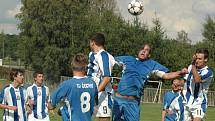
[182,48,213,121]
[87,32,115,121]
[25,71,51,121]
[112,44,188,121]
[48,53,98,121]
[0,68,27,121]
[162,78,185,121]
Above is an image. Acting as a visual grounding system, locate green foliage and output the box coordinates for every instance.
[0,32,20,59]
[12,0,215,90]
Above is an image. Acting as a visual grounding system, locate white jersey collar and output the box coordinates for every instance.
[73,76,87,79]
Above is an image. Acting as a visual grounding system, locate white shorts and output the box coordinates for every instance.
[28,113,50,121]
[95,91,112,117]
[184,100,206,120]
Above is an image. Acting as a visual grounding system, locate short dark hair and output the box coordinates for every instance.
[137,44,152,54]
[195,48,209,59]
[10,68,24,81]
[33,71,43,78]
[90,32,105,47]
[71,53,88,72]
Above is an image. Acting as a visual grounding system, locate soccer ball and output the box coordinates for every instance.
[128,1,144,15]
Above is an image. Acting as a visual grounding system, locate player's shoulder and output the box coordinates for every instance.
[43,85,49,89]
[100,50,114,57]
[204,66,213,74]
[200,66,214,77]
[1,84,11,91]
[116,56,136,61]
[164,91,175,97]
[26,84,35,89]
[144,59,160,65]
[86,77,96,83]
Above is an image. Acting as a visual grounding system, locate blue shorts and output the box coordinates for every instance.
[112,96,140,121]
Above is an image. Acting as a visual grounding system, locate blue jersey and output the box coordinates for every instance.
[51,76,98,121]
[163,91,182,121]
[115,56,168,98]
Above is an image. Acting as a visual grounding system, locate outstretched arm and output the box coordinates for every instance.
[162,68,188,80]
[0,104,17,110]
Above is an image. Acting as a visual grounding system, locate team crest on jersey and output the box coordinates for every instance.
[38,91,41,96]
[16,95,21,100]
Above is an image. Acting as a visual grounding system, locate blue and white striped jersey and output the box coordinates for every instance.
[51,76,98,121]
[163,91,184,121]
[0,84,27,121]
[26,84,50,119]
[115,56,169,98]
[183,65,213,106]
[169,94,184,121]
[87,49,115,93]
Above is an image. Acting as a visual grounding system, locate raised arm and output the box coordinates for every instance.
[162,68,188,80]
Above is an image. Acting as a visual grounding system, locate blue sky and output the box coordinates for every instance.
[0,0,215,43]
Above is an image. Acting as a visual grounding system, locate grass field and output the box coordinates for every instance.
[1,103,215,121]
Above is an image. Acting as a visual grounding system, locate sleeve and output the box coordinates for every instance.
[163,93,169,110]
[98,52,112,77]
[150,60,169,78]
[152,60,169,73]
[114,56,126,65]
[0,87,7,104]
[51,81,71,107]
[151,70,166,78]
[201,68,213,83]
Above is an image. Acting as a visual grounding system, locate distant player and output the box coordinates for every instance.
[183,48,213,121]
[48,53,98,121]
[25,71,51,121]
[112,44,188,121]
[0,68,27,121]
[87,32,115,121]
[162,78,185,121]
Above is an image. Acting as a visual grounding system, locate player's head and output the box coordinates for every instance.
[194,48,209,69]
[33,71,44,86]
[71,53,88,73]
[137,44,151,61]
[171,78,183,92]
[90,32,105,52]
[10,68,24,85]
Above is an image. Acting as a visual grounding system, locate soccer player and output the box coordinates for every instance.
[182,48,213,121]
[87,32,115,121]
[48,53,98,121]
[112,44,188,121]
[161,78,185,121]
[0,68,27,121]
[25,71,50,121]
